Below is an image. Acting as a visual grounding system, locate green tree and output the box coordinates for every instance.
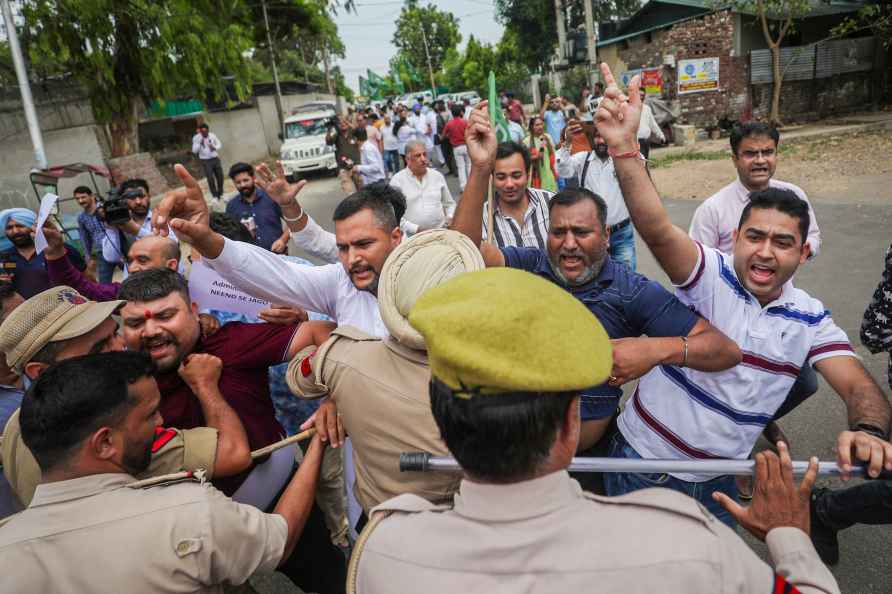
[719,0,810,125]
[392,0,461,93]
[23,0,260,157]
[494,0,639,72]
[833,2,892,48]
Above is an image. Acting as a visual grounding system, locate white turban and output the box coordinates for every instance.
[378,229,485,351]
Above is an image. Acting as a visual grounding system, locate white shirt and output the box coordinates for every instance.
[381,124,399,152]
[689,178,821,257]
[618,243,854,481]
[206,237,387,337]
[425,111,437,149]
[389,168,455,235]
[507,121,525,143]
[101,209,179,273]
[191,132,222,160]
[356,142,386,185]
[555,148,629,227]
[637,103,665,143]
[290,214,339,264]
[396,121,416,155]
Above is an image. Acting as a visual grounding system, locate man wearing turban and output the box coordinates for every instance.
[0,209,85,298]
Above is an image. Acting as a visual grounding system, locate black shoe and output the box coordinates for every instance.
[810,488,840,565]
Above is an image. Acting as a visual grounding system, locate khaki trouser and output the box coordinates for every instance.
[338,168,364,195]
[297,443,349,547]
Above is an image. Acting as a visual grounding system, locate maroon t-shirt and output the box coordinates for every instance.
[155,322,298,492]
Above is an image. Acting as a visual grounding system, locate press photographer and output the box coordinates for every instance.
[100,179,177,276]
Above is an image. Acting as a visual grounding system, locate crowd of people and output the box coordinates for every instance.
[0,64,890,593]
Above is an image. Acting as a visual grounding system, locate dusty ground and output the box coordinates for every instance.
[651,130,892,203]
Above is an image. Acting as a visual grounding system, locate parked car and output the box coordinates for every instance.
[453,91,481,106]
[279,105,338,179]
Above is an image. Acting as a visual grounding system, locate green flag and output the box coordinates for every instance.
[488,71,511,143]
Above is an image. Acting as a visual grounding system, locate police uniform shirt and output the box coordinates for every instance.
[1,409,218,508]
[0,473,286,593]
[290,327,460,513]
[354,471,840,594]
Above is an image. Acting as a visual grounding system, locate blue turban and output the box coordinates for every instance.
[0,208,38,252]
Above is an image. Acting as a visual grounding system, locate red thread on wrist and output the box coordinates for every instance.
[608,142,642,159]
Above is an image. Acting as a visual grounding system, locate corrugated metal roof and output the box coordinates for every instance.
[599,0,864,47]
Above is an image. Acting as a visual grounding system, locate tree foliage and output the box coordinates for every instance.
[832,2,892,49]
[441,31,532,100]
[494,0,640,72]
[392,0,461,91]
[719,0,810,125]
[22,0,256,156]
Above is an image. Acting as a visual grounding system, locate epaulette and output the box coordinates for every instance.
[330,325,377,342]
[127,468,209,490]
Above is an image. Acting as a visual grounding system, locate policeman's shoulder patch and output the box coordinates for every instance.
[583,487,716,528]
[151,427,178,453]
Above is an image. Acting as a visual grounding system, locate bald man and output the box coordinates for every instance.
[44,225,180,302]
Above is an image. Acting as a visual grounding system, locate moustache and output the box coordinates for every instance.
[350,263,375,275]
[141,334,179,350]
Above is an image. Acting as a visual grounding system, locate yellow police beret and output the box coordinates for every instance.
[408,268,612,396]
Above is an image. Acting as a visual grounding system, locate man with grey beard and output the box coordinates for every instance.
[450,103,742,492]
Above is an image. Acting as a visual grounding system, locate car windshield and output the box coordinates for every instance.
[285,118,329,139]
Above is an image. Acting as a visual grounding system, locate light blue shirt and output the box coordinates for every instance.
[543,109,566,146]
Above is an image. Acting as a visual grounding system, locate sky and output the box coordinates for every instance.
[333,0,505,93]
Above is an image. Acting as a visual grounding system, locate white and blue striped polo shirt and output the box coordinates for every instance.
[618,242,854,481]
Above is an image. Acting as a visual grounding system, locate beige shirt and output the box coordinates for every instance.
[1,409,218,507]
[355,471,840,594]
[0,473,286,593]
[289,327,460,513]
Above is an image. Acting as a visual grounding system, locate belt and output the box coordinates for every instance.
[608,218,631,233]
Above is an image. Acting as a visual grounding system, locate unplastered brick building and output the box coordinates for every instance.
[597,0,884,127]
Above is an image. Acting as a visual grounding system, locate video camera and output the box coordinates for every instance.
[98,187,135,226]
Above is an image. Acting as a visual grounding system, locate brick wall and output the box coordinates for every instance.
[106,152,171,197]
[751,72,874,121]
[616,10,750,127]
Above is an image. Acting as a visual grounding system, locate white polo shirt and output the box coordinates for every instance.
[689,178,821,258]
[618,242,854,481]
[389,167,455,235]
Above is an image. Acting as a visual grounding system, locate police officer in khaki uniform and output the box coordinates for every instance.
[287,229,484,518]
[0,351,325,593]
[0,286,251,507]
[348,268,840,594]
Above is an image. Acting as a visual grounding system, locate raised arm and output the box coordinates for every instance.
[43,223,121,301]
[594,64,700,286]
[159,170,339,315]
[256,162,338,263]
[448,102,504,268]
[178,353,251,477]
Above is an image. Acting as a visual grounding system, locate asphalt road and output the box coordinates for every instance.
[262,166,891,594]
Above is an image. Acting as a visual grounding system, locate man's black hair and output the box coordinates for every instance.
[548,187,608,230]
[738,188,809,245]
[198,122,209,130]
[430,380,576,482]
[353,126,368,142]
[730,121,780,156]
[210,212,255,244]
[332,181,407,231]
[119,178,149,195]
[20,351,156,471]
[228,162,254,179]
[119,267,190,305]
[73,186,93,196]
[450,104,463,118]
[496,141,531,172]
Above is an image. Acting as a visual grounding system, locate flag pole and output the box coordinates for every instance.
[487,176,495,245]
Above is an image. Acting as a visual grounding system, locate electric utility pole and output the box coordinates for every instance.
[583,0,599,89]
[261,0,285,136]
[419,26,437,97]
